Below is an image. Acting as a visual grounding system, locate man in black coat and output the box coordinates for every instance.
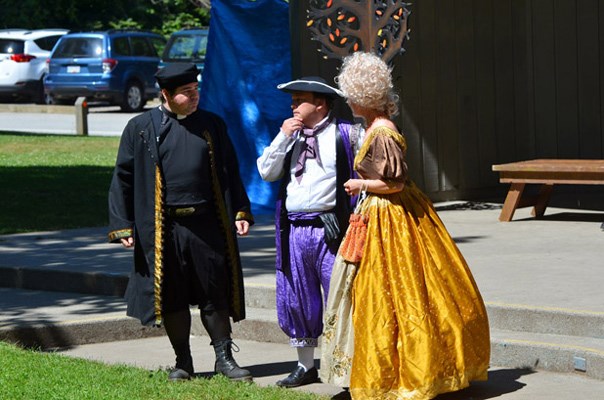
[108,63,254,381]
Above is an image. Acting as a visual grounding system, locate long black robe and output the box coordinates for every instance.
[108,107,253,326]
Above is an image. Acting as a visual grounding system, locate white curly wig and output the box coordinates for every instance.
[336,51,399,118]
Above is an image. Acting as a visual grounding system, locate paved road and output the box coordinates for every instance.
[0,102,153,136]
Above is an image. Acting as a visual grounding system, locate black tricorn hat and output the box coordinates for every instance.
[155,63,199,90]
[277,76,343,98]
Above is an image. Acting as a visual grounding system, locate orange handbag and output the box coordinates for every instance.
[340,191,368,263]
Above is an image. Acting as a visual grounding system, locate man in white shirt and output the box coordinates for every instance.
[257,76,359,387]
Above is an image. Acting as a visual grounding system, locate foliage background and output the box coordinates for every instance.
[0,0,210,36]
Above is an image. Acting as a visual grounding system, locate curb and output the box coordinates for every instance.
[487,302,604,338]
[491,330,604,380]
[0,266,127,297]
[2,267,604,380]
[4,266,604,338]
[3,302,604,381]
[0,315,165,349]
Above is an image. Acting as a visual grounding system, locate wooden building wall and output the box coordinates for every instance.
[290,0,604,201]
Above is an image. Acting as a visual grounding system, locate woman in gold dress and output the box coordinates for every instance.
[320,51,490,399]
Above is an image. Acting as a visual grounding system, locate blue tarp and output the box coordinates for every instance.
[200,0,291,215]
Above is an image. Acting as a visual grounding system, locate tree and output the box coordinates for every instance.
[0,0,210,36]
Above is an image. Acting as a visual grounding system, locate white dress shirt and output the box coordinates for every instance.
[257,118,338,212]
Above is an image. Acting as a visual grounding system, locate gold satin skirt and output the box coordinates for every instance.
[321,182,490,399]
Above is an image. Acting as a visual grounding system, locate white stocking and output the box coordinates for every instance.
[297,347,315,371]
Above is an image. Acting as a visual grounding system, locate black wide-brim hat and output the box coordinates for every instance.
[277,76,343,98]
[155,63,199,91]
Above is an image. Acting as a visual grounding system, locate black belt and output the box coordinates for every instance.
[166,205,207,217]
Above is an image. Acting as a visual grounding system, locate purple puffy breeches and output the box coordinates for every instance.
[276,216,337,347]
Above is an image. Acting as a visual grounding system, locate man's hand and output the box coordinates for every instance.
[120,237,134,248]
[280,117,304,137]
[235,220,250,236]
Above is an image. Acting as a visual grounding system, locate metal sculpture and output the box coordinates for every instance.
[307,0,411,65]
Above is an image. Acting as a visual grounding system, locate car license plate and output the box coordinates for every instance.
[67,65,80,74]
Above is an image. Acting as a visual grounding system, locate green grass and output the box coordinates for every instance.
[0,342,327,400]
[0,133,120,234]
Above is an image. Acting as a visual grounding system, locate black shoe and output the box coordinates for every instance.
[332,389,352,400]
[276,366,319,388]
[213,339,253,382]
[168,368,192,381]
[168,352,194,381]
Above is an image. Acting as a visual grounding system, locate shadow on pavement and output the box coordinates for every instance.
[519,211,604,223]
[435,368,534,399]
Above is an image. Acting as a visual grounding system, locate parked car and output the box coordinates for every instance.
[44,30,166,112]
[0,29,69,104]
[160,28,208,85]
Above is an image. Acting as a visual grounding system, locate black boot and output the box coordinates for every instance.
[212,339,252,381]
[168,352,194,381]
[163,310,194,381]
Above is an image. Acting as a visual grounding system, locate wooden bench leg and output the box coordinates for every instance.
[531,184,554,218]
[499,182,525,222]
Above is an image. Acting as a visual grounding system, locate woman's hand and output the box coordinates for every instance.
[344,179,365,196]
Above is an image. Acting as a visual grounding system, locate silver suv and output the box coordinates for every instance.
[0,29,69,103]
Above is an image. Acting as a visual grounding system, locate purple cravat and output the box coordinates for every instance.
[294,117,332,183]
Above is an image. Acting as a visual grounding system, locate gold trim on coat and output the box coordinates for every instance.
[153,164,165,326]
[108,228,133,242]
[202,130,244,321]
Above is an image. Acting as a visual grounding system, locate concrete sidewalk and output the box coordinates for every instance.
[59,335,604,399]
[3,206,603,311]
[2,204,604,398]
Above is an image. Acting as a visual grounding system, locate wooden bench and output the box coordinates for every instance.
[492,159,604,222]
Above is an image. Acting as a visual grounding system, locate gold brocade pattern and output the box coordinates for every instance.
[320,255,357,387]
[108,228,133,242]
[235,210,254,223]
[153,165,164,326]
[201,130,244,321]
[322,128,490,399]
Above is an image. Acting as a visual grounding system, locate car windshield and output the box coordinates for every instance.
[0,39,25,54]
[164,34,207,62]
[52,37,103,58]
[34,35,64,51]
